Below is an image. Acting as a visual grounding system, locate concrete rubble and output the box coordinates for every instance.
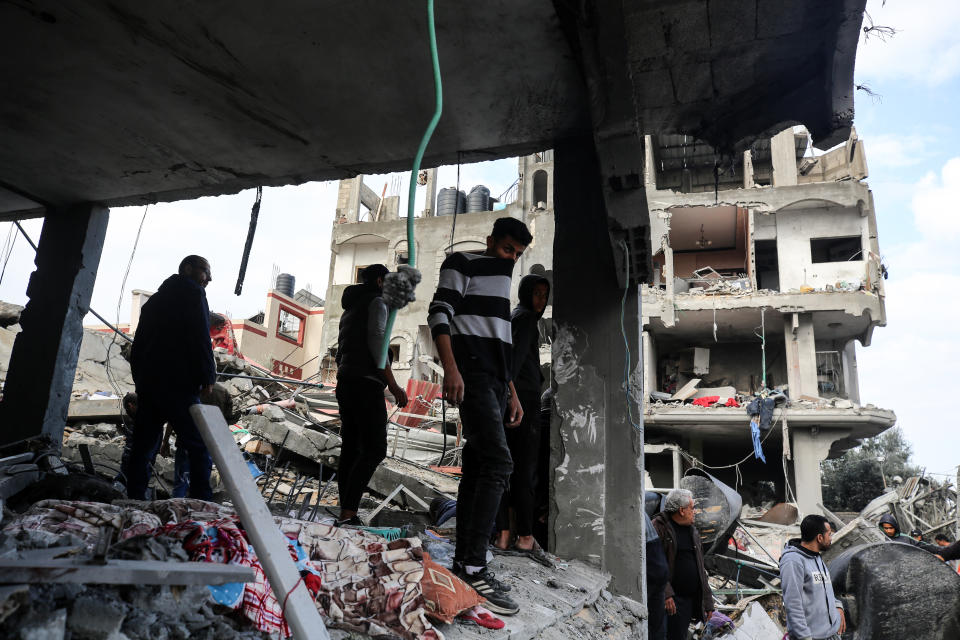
[1,304,957,639]
[0,320,635,640]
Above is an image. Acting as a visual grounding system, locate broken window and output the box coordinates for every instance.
[388,344,400,365]
[533,170,548,206]
[396,251,409,265]
[816,351,844,397]
[277,309,303,344]
[354,265,369,283]
[810,236,862,263]
[754,240,779,291]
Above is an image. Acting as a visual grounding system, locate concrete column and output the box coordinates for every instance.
[771,129,798,187]
[643,135,656,187]
[422,168,438,217]
[784,312,818,398]
[642,331,656,404]
[551,136,645,598]
[743,150,755,188]
[129,289,152,334]
[0,205,109,448]
[791,427,851,515]
[345,176,362,222]
[842,340,861,405]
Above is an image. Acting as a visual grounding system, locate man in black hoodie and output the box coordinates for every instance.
[495,273,549,553]
[878,513,942,553]
[125,255,217,500]
[335,264,408,526]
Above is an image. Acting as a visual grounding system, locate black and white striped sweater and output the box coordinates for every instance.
[428,252,516,382]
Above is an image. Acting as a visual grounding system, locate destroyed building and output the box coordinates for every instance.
[0,1,931,637]
[641,127,896,516]
[318,152,555,386]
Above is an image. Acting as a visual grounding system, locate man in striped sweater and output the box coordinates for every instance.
[428,217,533,615]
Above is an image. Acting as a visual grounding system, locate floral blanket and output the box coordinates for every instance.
[3,500,441,639]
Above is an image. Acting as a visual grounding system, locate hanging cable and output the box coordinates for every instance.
[754,307,767,390]
[378,0,442,368]
[11,221,131,343]
[105,205,149,417]
[234,186,263,296]
[0,223,18,286]
[618,240,641,433]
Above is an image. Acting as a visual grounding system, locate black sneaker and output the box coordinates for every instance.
[455,567,520,616]
[336,515,363,527]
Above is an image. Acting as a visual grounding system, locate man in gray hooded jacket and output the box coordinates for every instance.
[780,515,846,640]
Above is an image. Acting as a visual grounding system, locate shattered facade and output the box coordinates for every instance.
[641,128,896,515]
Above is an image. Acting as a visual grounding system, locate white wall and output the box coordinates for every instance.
[775,207,867,291]
[332,240,389,285]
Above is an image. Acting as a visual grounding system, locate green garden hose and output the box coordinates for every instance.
[378,0,443,368]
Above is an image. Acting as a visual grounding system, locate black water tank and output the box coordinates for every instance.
[437,188,465,216]
[466,185,491,212]
[275,273,295,298]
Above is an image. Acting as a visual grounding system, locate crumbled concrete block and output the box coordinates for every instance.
[68,596,125,640]
[732,601,782,639]
[618,594,648,621]
[20,608,67,640]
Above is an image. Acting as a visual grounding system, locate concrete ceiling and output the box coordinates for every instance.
[0,0,865,217]
[669,206,739,251]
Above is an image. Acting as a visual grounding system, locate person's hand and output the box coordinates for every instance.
[665,597,677,615]
[837,607,846,634]
[505,394,523,428]
[390,384,408,408]
[443,366,464,405]
[937,554,945,561]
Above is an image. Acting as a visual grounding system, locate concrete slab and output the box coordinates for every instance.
[439,555,610,640]
[731,602,784,640]
[66,399,124,422]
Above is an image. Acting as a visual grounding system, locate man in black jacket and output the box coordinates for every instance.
[495,273,549,553]
[125,255,217,500]
[335,264,408,526]
[646,509,671,640]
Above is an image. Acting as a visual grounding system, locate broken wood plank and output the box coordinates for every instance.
[0,559,254,585]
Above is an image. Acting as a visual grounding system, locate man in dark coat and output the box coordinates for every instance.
[124,255,217,500]
[335,264,408,526]
[651,488,715,640]
[646,509,671,640]
[495,273,550,553]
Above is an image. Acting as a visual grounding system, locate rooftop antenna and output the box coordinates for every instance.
[271,263,280,290]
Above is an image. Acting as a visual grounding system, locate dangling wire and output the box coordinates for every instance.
[753,308,767,391]
[619,240,642,433]
[0,223,18,286]
[378,0,442,368]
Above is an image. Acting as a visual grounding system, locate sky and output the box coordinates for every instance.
[0,0,957,477]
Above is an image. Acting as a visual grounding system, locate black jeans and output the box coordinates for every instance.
[124,391,212,501]
[648,585,667,640]
[666,594,695,640]
[495,391,540,537]
[336,377,388,513]
[456,372,512,568]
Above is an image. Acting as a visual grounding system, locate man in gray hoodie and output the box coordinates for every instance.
[780,515,846,640]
